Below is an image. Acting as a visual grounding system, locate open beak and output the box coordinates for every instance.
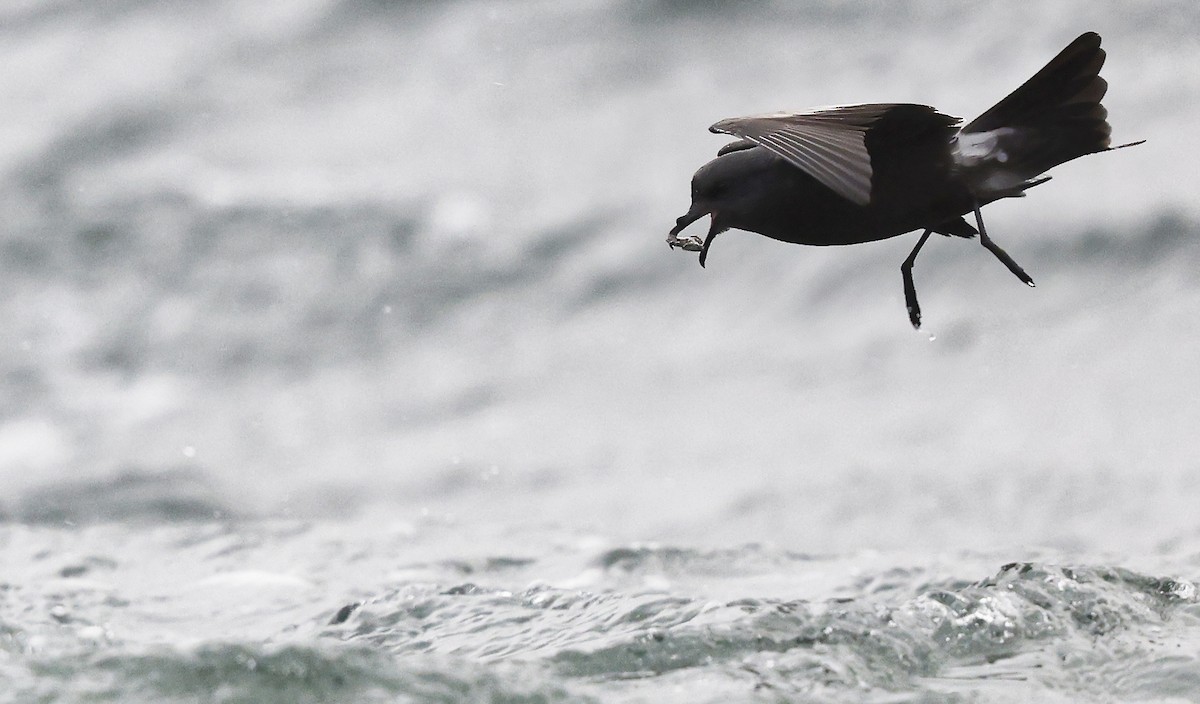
[668,201,709,239]
[666,203,727,269]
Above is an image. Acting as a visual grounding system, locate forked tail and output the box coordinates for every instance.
[954,32,1142,197]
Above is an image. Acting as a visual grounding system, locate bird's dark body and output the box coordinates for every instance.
[667,32,1141,327]
[709,108,975,246]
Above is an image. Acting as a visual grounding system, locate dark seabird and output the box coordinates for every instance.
[667,31,1142,328]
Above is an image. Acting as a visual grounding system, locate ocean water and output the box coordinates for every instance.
[3,1,1200,701]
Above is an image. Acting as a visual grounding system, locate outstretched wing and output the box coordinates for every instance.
[710,103,955,206]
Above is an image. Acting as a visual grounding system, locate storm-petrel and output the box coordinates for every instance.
[667,32,1142,327]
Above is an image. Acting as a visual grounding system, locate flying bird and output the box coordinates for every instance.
[667,32,1142,328]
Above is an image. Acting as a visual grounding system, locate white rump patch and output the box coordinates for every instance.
[952,127,1039,195]
[952,128,1019,167]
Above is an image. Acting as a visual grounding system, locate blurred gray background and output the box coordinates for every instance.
[2,0,1198,553]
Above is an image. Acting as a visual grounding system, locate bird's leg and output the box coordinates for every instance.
[974,201,1035,287]
[698,217,727,268]
[901,229,933,328]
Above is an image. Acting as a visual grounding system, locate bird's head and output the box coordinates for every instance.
[667,151,771,266]
[669,156,746,237]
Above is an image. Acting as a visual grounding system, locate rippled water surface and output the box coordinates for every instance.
[7,518,1200,702]
[3,1,1200,701]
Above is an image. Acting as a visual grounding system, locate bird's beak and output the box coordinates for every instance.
[668,201,709,238]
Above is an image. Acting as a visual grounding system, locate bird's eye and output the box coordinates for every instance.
[693,180,719,200]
